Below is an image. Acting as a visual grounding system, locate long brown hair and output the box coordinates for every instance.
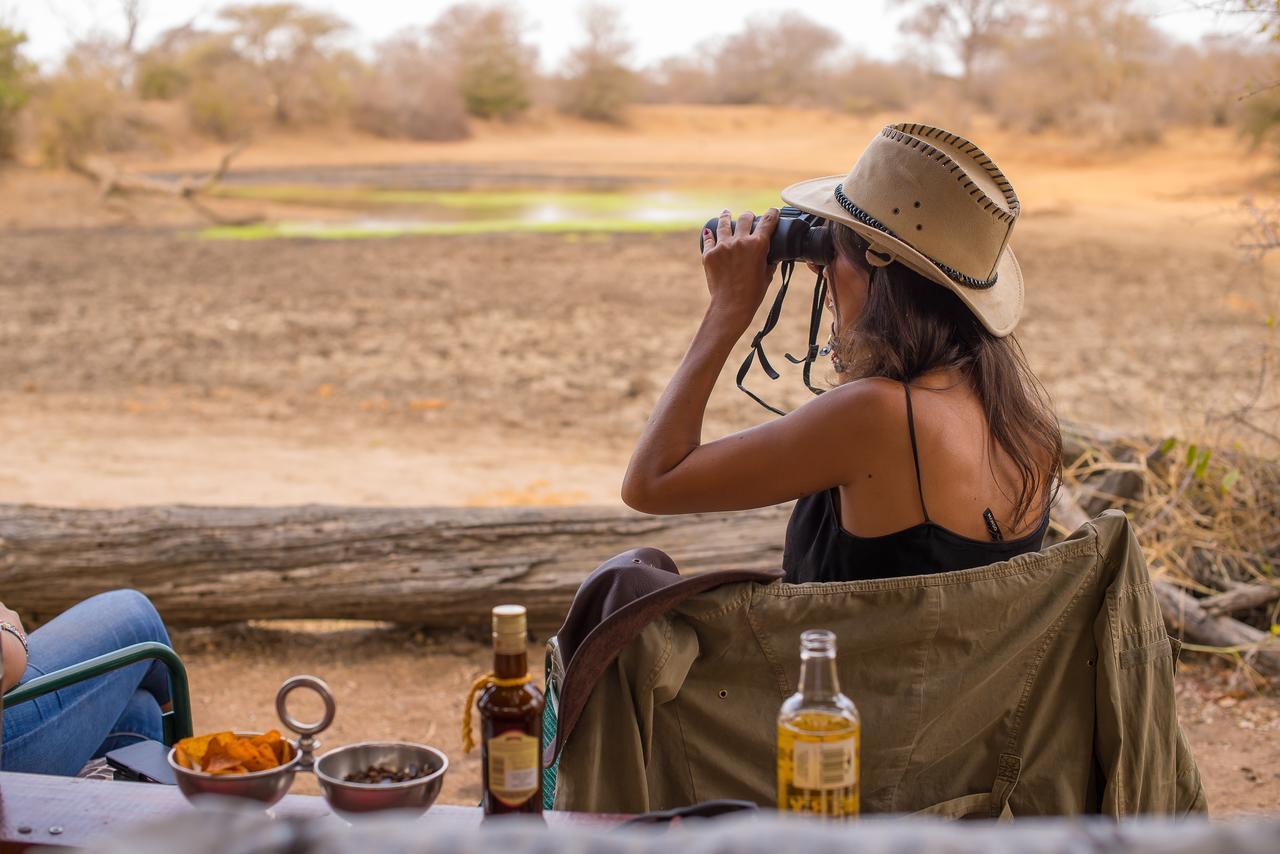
[829,223,1062,524]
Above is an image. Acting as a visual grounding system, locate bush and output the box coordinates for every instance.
[0,27,31,160]
[429,3,536,120]
[353,34,469,140]
[641,14,842,106]
[826,58,927,115]
[187,73,256,141]
[135,56,190,101]
[36,70,137,166]
[985,0,1176,145]
[558,3,636,123]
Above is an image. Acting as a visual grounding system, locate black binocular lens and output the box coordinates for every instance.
[699,206,833,266]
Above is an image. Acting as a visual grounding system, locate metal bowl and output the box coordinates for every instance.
[168,732,301,807]
[313,741,448,818]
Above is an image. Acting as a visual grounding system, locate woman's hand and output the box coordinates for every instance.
[701,208,779,333]
[0,601,24,636]
[0,601,27,692]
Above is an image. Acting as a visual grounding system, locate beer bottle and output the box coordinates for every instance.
[478,604,545,816]
[777,629,860,818]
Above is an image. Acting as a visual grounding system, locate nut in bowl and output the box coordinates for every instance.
[168,731,301,808]
[314,741,448,818]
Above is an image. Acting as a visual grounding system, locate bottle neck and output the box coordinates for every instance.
[798,652,840,700]
[494,650,527,680]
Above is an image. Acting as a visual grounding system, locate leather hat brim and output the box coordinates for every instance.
[781,175,1023,338]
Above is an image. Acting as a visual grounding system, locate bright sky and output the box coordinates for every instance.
[4,0,1266,71]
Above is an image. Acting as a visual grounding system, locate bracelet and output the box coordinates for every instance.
[0,622,29,657]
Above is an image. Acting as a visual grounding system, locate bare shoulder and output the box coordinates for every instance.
[816,377,905,432]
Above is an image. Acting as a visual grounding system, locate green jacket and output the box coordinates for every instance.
[554,511,1207,817]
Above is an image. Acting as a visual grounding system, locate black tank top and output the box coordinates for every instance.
[783,383,1049,584]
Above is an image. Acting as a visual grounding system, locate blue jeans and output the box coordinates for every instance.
[2,590,173,776]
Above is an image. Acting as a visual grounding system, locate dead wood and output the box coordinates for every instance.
[1154,580,1280,679]
[67,144,260,226]
[1202,582,1280,617]
[0,503,789,630]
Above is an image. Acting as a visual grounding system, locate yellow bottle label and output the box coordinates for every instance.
[487,730,540,806]
[777,712,860,818]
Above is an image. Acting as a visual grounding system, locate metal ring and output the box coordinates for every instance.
[275,675,336,737]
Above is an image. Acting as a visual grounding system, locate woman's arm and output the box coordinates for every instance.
[1,602,29,692]
[622,209,892,515]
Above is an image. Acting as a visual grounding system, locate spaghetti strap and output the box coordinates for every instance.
[903,382,931,522]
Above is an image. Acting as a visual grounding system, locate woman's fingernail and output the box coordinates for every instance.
[722,208,730,214]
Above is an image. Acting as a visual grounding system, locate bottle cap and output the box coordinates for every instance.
[492,604,527,653]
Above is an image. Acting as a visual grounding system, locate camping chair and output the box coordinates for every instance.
[541,636,564,810]
[3,641,194,747]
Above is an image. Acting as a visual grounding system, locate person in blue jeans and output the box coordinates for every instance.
[1,589,173,776]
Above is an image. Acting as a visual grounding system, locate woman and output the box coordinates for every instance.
[2,590,174,775]
[623,123,1061,580]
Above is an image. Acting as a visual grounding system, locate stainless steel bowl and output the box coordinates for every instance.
[313,741,448,817]
[168,732,301,807]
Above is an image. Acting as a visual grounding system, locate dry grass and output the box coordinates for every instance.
[1060,425,1280,672]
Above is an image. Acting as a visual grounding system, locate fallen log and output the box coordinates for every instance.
[1049,484,1279,678]
[1153,581,1280,679]
[0,503,789,630]
[1202,582,1280,617]
[67,144,261,226]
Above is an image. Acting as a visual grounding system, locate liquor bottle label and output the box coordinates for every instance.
[791,736,857,790]
[487,730,540,806]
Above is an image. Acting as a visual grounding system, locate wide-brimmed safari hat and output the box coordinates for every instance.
[782,122,1024,337]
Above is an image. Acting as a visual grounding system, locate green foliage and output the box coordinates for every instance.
[429,3,535,120]
[0,26,31,160]
[135,57,191,101]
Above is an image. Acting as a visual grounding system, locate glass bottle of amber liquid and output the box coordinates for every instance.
[777,629,860,819]
[479,604,545,816]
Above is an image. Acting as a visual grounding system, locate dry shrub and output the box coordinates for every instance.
[135,55,190,101]
[986,0,1174,145]
[187,71,256,142]
[825,58,931,116]
[558,3,636,124]
[36,69,137,167]
[352,33,469,141]
[1061,429,1279,634]
[429,3,536,120]
[645,13,841,106]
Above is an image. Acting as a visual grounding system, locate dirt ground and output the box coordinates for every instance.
[1,106,1277,814]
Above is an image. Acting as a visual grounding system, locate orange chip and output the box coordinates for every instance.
[175,730,291,775]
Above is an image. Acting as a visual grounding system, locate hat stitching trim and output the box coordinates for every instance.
[887,123,1021,223]
[834,183,998,290]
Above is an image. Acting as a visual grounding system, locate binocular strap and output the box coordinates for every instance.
[785,267,829,398]
[735,262,829,416]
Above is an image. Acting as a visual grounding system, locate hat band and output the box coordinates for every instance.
[833,183,998,290]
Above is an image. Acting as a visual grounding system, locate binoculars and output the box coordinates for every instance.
[700,206,834,266]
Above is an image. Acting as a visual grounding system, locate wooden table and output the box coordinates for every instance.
[0,771,617,851]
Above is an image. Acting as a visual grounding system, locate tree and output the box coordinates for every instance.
[218,2,350,124]
[353,31,470,140]
[990,0,1173,143]
[428,2,536,120]
[559,2,636,123]
[709,13,841,104]
[0,26,30,160]
[899,0,1020,89]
